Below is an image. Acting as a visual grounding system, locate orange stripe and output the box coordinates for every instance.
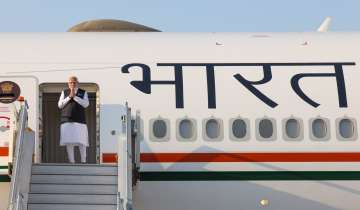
[102,152,360,163]
[0,147,8,156]
[102,153,117,163]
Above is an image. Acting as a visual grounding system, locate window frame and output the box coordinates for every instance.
[202,117,224,142]
[229,117,250,141]
[176,117,197,142]
[149,117,170,142]
[282,117,304,141]
[255,117,277,141]
[336,117,358,141]
[309,117,331,141]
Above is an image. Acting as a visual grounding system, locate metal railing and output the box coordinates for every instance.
[8,101,35,210]
[117,103,134,210]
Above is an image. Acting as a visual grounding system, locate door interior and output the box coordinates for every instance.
[40,83,98,163]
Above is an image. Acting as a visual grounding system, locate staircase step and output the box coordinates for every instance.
[28,204,116,210]
[30,184,117,194]
[31,175,117,185]
[28,193,117,205]
[28,164,120,209]
[32,164,117,176]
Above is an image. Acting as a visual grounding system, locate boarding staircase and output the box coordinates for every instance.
[27,164,117,210]
[8,102,139,210]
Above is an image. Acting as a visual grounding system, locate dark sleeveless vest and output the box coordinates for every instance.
[60,88,86,124]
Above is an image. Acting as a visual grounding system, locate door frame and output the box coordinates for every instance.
[39,83,100,163]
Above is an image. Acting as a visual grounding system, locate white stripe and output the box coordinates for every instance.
[0,169,8,175]
[0,157,9,165]
[141,162,360,172]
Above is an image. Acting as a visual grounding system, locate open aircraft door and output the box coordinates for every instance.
[0,76,39,167]
[118,103,140,210]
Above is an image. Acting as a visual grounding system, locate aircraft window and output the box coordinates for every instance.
[177,118,197,141]
[207,119,219,139]
[286,119,300,138]
[336,118,357,141]
[256,118,276,141]
[229,118,250,141]
[259,119,273,138]
[153,120,167,138]
[180,120,193,138]
[339,119,354,138]
[203,118,223,141]
[150,118,170,142]
[283,117,303,141]
[310,117,330,141]
[312,119,327,138]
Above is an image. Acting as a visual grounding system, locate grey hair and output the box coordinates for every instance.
[68,76,78,82]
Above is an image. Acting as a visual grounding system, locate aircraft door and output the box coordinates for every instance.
[41,88,97,164]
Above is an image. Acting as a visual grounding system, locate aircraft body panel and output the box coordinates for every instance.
[0,33,360,210]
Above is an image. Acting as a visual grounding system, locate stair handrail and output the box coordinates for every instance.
[117,102,133,210]
[8,101,35,210]
[8,102,27,208]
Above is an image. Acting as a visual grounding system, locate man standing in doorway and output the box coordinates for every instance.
[58,76,89,163]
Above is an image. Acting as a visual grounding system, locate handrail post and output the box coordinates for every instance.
[8,105,27,209]
[117,102,134,210]
[118,103,128,210]
[134,110,141,187]
[126,105,133,210]
[8,101,35,210]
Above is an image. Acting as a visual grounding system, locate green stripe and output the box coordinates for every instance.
[140,171,360,181]
[0,166,8,169]
[2,171,360,182]
[0,175,10,182]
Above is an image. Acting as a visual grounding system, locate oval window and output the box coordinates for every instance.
[179,119,194,139]
[259,119,273,139]
[312,119,327,139]
[339,119,354,139]
[206,119,220,139]
[286,119,300,139]
[232,119,247,139]
[153,119,167,139]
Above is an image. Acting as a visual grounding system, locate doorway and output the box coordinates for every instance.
[39,83,99,163]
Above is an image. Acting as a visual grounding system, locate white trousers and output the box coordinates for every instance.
[66,144,87,163]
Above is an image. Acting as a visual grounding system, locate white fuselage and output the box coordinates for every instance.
[0,33,360,210]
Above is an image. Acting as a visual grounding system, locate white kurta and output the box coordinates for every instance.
[58,89,89,147]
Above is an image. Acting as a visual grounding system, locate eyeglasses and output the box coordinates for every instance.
[68,81,77,84]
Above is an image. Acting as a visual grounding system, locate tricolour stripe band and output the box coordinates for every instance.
[140,171,360,181]
[103,152,360,163]
[0,175,10,182]
[0,147,8,156]
[141,162,360,172]
[1,172,360,182]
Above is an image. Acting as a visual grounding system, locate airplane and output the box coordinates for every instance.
[1,18,360,210]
